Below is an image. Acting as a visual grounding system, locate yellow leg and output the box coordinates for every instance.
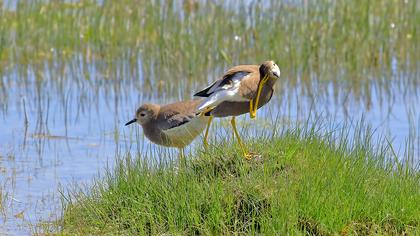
[230,117,251,159]
[179,148,186,167]
[249,99,255,119]
[250,74,269,119]
[203,116,213,148]
[179,148,185,158]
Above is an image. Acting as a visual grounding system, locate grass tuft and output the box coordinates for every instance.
[58,126,420,235]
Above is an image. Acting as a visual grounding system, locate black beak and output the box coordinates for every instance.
[273,71,280,78]
[125,118,137,126]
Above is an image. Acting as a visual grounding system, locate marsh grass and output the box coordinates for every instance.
[0,188,5,217]
[0,0,418,99]
[58,123,419,235]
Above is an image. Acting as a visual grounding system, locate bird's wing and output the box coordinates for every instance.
[160,113,208,148]
[195,65,259,112]
[157,100,200,131]
[163,113,195,130]
[194,65,258,97]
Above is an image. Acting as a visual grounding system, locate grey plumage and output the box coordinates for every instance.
[125,99,209,148]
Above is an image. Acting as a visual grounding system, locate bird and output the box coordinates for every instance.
[125,99,210,156]
[194,60,280,158]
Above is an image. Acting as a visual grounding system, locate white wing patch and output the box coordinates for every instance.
[207,71,250,94]
[197,73,250,111]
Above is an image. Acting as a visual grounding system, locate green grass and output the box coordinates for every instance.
[58,125,419,235]
[1,0,418,98]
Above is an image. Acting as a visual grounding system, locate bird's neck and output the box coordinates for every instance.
[259,85,274,105]
[264,76,277,88]
[253,76,275,108]
[256,76,276,96]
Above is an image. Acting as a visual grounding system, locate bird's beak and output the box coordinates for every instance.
[125,118,137,126]
[272,65,281,79]
[273,71,280,79]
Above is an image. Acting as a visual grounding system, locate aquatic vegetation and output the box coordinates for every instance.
[0,0,417,96]
[59,123,420,235]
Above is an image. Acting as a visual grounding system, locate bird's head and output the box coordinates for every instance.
[125,103,160,126]
[259,60,280,80]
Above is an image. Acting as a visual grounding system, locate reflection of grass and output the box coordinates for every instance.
[59,124,419,235]
[1,1,417,92]
[1,0,418,120]
[0,183,8,218]
[0,188,4,216]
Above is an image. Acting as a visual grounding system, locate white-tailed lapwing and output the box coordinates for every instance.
[194,60,280,158]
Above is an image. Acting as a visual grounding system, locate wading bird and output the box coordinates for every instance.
[125,100,210,156]
[194,60,280,158]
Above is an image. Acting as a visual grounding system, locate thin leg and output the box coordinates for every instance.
[230,117,251,159]
[203,116,213,148]
[249,99,255,119]
[250,74,269,119]
[179,148,186,167]
[179,148,185,159]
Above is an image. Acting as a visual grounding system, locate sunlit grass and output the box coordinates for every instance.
[0,0,417,95]
[58,123,420,235]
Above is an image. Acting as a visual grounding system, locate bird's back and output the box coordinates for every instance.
[194,65,259,98]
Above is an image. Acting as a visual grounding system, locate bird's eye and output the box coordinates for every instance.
[140,113,145,117]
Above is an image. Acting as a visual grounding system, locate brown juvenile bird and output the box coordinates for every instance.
[125,100,209,155]
[194,60,280,158]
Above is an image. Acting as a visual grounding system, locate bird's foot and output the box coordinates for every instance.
[243,152,262,160]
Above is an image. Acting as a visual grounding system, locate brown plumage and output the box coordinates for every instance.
[194,60,281,158]
[125,99,209,148]
[205,67,276,117]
